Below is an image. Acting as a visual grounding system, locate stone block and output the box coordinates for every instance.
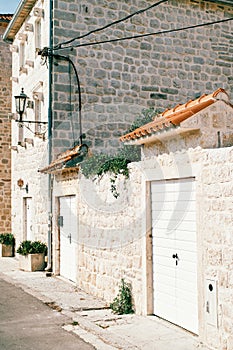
[19,253,45,272]
[0,244,14,257]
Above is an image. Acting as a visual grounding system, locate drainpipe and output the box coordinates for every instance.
[46,0,53,272]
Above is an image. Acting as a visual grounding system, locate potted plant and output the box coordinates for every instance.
[17,240,47,272]
[0,233,15,257]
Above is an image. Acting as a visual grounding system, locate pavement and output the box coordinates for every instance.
[0,257,210,350]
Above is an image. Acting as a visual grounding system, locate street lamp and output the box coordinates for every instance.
[14,88,27,122]
[14,87,47,128]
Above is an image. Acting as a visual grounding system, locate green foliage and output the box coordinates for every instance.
[0,233,15,246]
[97,155,130,178]
[126,107,158,133]
[17,240,47,256]
[81,145,141,179]
[81,150,130,198]
[81,152,110,179]
[110,279,134,315]
[81,108,158,198]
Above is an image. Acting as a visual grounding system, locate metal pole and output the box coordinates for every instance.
[46,0,54,272]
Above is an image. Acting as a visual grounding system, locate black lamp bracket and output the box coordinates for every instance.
[15,120,48,124]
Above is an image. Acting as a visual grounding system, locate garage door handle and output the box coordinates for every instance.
[172,253,179,266]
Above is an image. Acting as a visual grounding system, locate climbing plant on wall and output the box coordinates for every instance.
[81,108,159,197]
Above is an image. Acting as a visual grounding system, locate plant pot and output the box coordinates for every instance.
[19,253,45,272]
[0,243,14,257]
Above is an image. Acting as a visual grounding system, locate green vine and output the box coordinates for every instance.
[81,108,158,198]
[81,147,139,198]
[126,107,158,133]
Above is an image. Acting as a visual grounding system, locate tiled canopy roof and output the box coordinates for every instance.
[39,144,88,174]
[120,88,229,144]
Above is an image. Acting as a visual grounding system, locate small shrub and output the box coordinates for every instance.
[0,233,15,246]
[80,108,159,198]
[17,240,47,256]
[126,107,159,133]
[110,278,134,315]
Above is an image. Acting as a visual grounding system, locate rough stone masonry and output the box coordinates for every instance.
[0,17,12,234]
[52,0,233,156]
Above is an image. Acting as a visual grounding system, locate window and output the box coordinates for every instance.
[19,42,25,68]
[35,19,41,52]
[34,99,42,134]
[18,123,24,145]
[32,83,44,136]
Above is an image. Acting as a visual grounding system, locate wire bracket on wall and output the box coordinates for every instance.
[39,47,83,146]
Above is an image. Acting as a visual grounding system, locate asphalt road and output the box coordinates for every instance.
[0,278,95,350]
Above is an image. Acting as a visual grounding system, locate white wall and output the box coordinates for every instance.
[11,0,50,248]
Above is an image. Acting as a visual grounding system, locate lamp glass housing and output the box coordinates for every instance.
[15,88,27,116]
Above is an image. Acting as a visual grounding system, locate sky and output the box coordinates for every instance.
[0,0,20,13]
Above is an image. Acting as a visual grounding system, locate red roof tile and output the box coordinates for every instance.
[39,144,88,174]
[0,14,13,22]
[120,88,229,143]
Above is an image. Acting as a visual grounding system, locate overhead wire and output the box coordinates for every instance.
[52,53,83,144]
[55,17,233,51]
[48,4,233,149]
[53,0,169,50]
[68,61,76,146]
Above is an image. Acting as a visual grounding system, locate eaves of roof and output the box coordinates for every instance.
[120,88,230,145]
[39,144,89,174]
[0,14,13,22]
[208,0,233,6]
[3,0,36,43]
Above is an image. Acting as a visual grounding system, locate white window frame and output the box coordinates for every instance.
[35,19,42,53]
[19,41,25,68]
[34,99,42,135]
[18,123,24,145]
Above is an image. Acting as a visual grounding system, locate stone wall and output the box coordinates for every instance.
[141,145,233,350]
[9,0,50,248]
[53,165,145,313]
[200,147,233,350]
[52,0,233,156]
[77,167,144,310]
[0,20,12,234]
[11,140,48,249]
[52,144,233,350]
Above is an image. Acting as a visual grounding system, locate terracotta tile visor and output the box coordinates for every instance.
[39,144,88,174]
[120,88,229,142]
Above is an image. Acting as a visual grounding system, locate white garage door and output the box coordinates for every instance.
[60,196,77,283]
[152,178,198,334]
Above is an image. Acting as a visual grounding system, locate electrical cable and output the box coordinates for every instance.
[53,0,169,50]
[68,61,76,147]
[53,54,83,145]
[56,17,233,51]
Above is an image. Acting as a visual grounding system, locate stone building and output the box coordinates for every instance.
[0,14,12,234]
[40,87,233,350]
[3,1,50,249]
[119,88,233,350]
[51,0,233,156]
[3,2,233,348]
